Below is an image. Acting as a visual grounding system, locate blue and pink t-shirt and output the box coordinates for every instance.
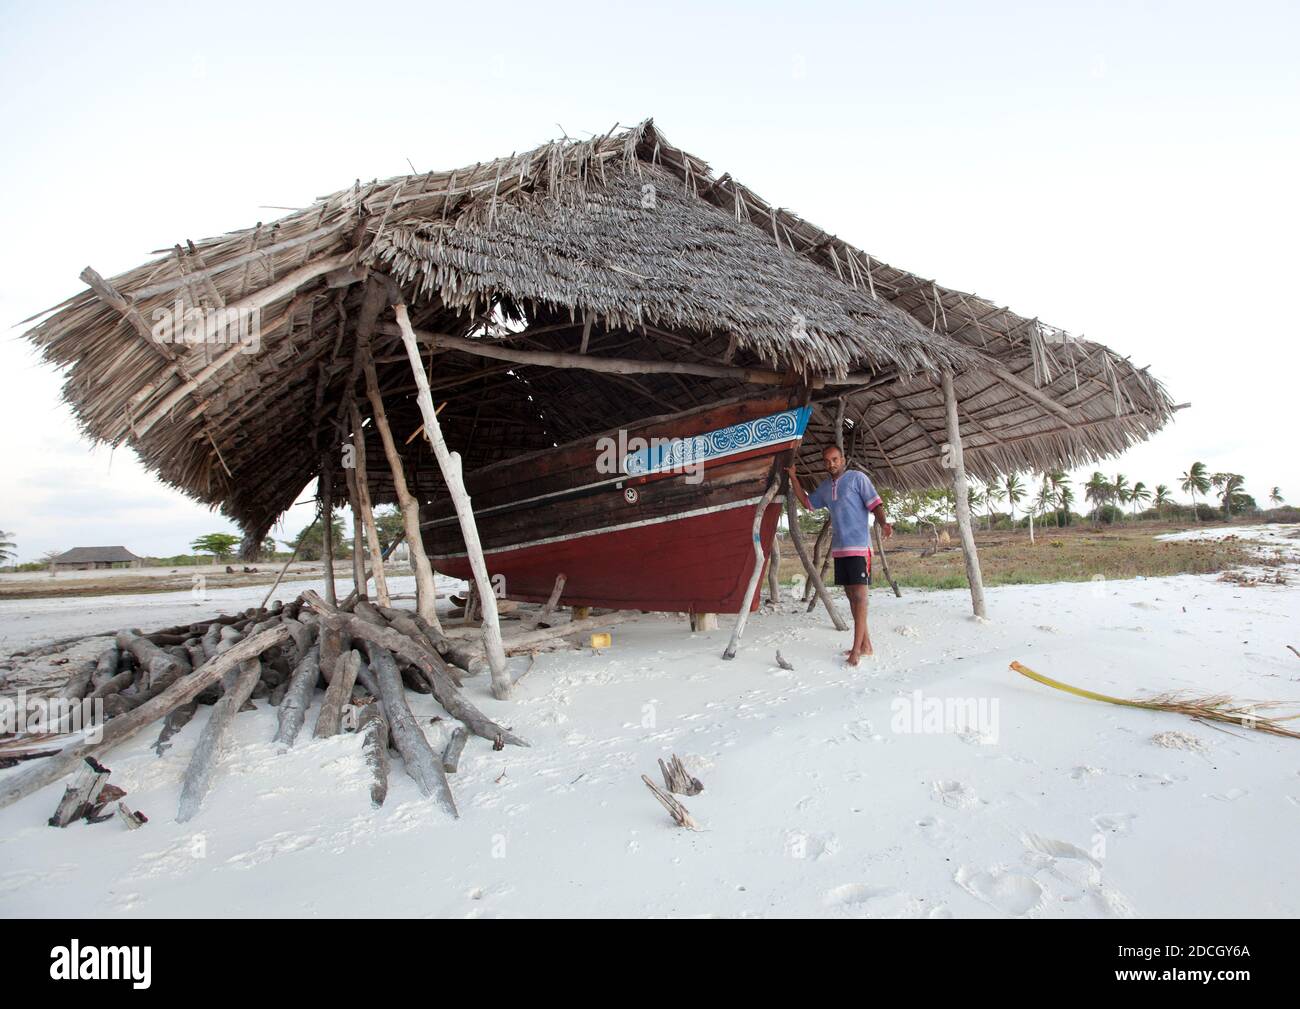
[807,469,882,558]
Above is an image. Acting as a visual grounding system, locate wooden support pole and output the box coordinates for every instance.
[723,475,780,659]
[348,399,390,606]
[522,573,566,631]
[873,522,902,598]
[343,462,367,599]
[391,301,510,699]
[361,347,443,632]
[767,534,782,604]
[941,368,988,619]
[320,453,337,607]
[785,491,848,631]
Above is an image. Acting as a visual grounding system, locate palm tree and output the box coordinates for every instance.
[0,530,15,566]
[1153,484,1173,516]
[984,480,1004,531]
[1084,472,1111,525]
[1111,474,1131,522]
[1055,482,1076,526]
[1217,473,1246,518]
[1034,477,1054,521]
[1268,486,1284,507]
[967,483,985,525]
[1003,473,1025,529]
[1130,481,1151,519]
[1180,462,1210,521]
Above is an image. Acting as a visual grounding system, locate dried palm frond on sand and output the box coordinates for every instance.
[1010,661,1300,740]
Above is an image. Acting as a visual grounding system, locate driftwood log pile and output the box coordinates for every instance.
[0,588,548,825]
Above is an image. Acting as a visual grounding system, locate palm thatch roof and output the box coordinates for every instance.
[21,119,1175,547]
[50,546,141,565]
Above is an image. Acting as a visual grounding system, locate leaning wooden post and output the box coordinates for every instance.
[940,368,987,619]
[723,474,781,659]
[391,302,510,699]
[873,522,902,598]
[319,453,337,607]
[348,399,390,606]
[766,534,782,604]
[361,348,443,633]
[785,482,848,630]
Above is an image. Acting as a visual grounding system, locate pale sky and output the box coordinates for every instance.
[1,0,1296,563]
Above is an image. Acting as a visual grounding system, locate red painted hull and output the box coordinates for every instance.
[433,497,784,613]
[423,393,808,613]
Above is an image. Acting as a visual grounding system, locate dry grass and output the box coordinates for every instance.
[777,520,1286,591]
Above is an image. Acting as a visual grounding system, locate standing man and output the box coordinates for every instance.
[787,446,892,664]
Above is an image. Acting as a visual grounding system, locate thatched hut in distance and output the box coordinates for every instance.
[22,119,1175,693]
[48,546,144,571]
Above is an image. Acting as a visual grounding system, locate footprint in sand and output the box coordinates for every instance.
[1091,813,1138,835]
[931,779,979,810]
[954,865,1043,917]
[1021,831,1101,868]
[822,884,924,918]
[1206,787,1249,802]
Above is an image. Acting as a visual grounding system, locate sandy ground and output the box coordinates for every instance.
[1,529,1297,918]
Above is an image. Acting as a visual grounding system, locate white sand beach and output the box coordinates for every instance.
[1,526,1296,919]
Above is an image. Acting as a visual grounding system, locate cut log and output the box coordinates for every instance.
[49,757,112,827]
[116,802,147,830]
[369,647,457,816]
[91,646,120,690]
[55,659,97,701]
[318,616,350,684]
[495,610,641,656]
[273,644,321,748]
[442,726,468,773]
[641,774,698,829]
[658,753,704,796]
[356,701,390,808]
[153,701,198,756]
[317,611,527,748]
[176,655,264,822]
[314,650,362,739]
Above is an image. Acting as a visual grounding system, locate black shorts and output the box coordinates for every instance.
[833,554,871,586]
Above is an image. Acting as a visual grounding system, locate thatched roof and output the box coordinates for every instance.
[21,119,1175,546]
[50,546,140,565]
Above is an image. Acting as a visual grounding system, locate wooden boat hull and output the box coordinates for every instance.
[422,393,810,613]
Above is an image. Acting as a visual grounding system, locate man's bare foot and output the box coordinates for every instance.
[846,649,861,666]
[862,642,874,657]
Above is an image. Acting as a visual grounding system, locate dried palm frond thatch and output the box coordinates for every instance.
[20,120,1177,548]
[1011,661,1300,740]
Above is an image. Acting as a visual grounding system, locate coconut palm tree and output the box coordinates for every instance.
[1217,473,1246,518]
[1269,486,1284,507]
[984,479,1004,531]
[1153,484,1173,516]
[1084,472,1111,525]
[1003,473,1025,530]
[1130,481,1151,519]
[1180,462,1210,522]
[1055,481,1076,526]
[1111,474,1131,522]
[0,530,15,566]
